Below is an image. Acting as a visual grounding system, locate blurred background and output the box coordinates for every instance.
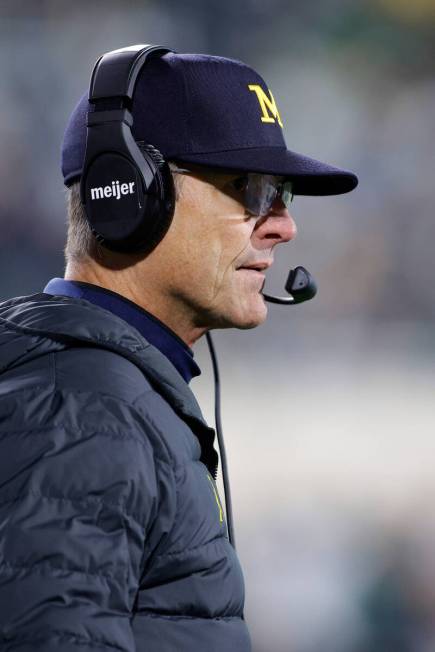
[1,0,435,650]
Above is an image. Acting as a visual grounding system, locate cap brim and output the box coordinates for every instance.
[174,146,358,196]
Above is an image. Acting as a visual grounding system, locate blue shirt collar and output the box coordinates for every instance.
[43,278,201,384]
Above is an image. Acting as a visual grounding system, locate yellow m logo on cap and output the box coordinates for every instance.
[248,84,283,128]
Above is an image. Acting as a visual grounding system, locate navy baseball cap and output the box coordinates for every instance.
[62,52,358,196]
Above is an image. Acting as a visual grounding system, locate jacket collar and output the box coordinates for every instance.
[43,278,201,384]
[0,292,218,478]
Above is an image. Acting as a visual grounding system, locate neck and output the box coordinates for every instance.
[64,261,207,347]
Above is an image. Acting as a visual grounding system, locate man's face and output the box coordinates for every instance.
[150,166,298,333]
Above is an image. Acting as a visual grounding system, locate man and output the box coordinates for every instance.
[0,46,357,652]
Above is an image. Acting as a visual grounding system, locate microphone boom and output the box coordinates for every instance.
[262,265,317,305]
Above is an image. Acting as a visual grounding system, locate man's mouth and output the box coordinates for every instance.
[237,269,265,281]
[237,261,272,272]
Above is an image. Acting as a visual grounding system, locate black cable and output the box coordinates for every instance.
[205,331,236,550]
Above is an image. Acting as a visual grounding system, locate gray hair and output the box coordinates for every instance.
[64,163,183,267]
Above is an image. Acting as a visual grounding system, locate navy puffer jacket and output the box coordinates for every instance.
[0,293,251,652]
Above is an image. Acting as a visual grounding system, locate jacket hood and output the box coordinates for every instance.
[0,292,218,475]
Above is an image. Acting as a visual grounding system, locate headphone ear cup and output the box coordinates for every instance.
[135,142,176,255]
[82,141,175,255]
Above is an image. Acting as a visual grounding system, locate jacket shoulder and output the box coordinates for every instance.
[54,345,154,403]
[0,341,153,405]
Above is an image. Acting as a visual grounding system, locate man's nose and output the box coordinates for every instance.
[253,198,298,246]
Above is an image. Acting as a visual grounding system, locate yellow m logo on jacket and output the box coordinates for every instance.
[248,84,283,128]
[207,474,224,523]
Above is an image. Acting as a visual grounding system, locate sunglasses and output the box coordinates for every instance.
[169,163,294,218]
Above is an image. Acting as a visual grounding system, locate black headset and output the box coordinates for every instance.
[80,44,176,255]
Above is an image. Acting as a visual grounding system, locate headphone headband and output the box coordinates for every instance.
[89,44,173,102]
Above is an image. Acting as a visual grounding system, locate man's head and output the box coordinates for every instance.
[61,46,357,344]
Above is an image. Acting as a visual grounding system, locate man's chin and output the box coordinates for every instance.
[229,298,268,330]
[195,293,268,330]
